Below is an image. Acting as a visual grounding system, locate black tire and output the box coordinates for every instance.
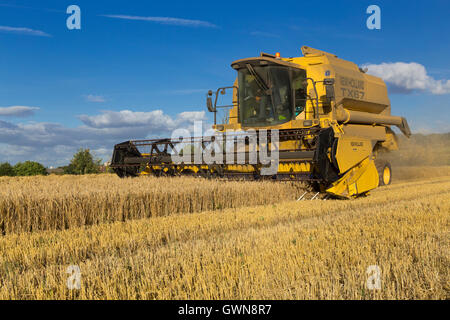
[375,160,392,186]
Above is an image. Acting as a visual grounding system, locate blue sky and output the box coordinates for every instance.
[0,0,449,166]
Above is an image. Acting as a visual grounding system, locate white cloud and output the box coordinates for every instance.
[78,109,173,129]
[0,25,51,37]
[78,109,206,130]
[0,106,39,117]
[84,94,106,103]
[363,62,450,94]
[0,109,208,166]
[175,111,206,123]
[101,15,218,28]
[0,144,34,157]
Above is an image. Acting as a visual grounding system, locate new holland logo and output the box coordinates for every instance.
[340,76,365,99]
[351,141,364,147]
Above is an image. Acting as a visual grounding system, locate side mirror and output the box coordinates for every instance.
[206,90,215,112]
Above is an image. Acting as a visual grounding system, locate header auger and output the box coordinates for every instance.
[110,46,410,199]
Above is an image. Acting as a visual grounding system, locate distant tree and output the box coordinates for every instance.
[104,164,115,174]
[13,161,47,176]
[65,148,101,174]
[62,163,76,175]
[0,162,15,176]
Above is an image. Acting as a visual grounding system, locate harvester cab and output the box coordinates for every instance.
[110,46,411,199]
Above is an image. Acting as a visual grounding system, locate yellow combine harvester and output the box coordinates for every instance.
[110,46,410,198]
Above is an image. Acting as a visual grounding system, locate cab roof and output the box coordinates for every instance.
[231,56,302,70]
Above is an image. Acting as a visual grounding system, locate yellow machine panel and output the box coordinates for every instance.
[335,136,373,174]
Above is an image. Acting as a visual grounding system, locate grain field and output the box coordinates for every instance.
[0,168,448,299]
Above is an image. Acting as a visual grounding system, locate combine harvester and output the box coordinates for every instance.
[110,46,410,199]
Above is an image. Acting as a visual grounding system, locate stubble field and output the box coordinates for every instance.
[0,165,448,299]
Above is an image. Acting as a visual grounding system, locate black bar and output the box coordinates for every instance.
[2,300,439,318]
[123,150,315,166]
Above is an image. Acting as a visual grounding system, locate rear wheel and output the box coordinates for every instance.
[376,160,392,186]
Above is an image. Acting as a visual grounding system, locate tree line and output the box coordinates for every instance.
[0,148,106,177]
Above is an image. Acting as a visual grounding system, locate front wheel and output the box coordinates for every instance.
[376,160,392,186]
